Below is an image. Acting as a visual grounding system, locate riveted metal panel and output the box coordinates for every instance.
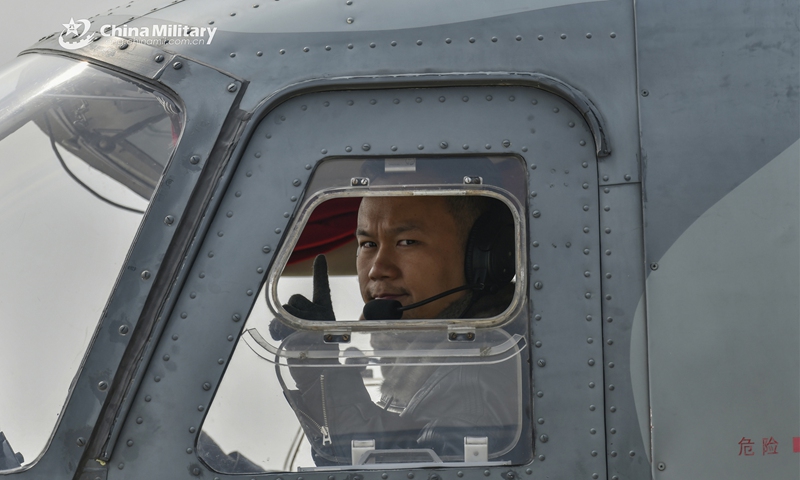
[105,84,610,479]
[598,183,650,480]
[3,53,242,479]
[28,0,640,187]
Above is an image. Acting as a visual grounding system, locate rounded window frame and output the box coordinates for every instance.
[266,184,527,332]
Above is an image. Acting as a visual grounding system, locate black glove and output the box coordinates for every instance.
[269,255,335,341]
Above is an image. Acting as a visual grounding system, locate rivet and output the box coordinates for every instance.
[462,144,469,150]
[469,37,476,43]
[416,40,422,45]
[440,141,448,149]
[345,146,352,152]
[257,267,264,274]
[606,250,612,256]
[531,164,537,169]
[560,34,566,39]
[192,467,201,476]
[583,205,589,211]
[532,264,539,270]
[438,96,446,102]
[77,437,87,447]
[580,140,586,146]
[586,315,592,321]
[592,475,598,480]
[483,470,490,477]
[534,341,542,348]
[607,317,613,323]
[651,263,659,270]
[491,36,497,42]
[391,41,397,46]
[502,139,511,147]
[257,51,263,56]
[382,475,388,480]
[657,463,666,471]
[346,17,354,24]
[457,473,464,478]
[202,382,212,391]
[190,154,201,164]
[119,325,129,335]
[608,384,615,391]
[591,451,598,457]
[445,38,451,44]
[369,99,376,105]
[198,405,205,412]
[537,455,545,461]
[586,33,592,38]
[532,210,541,218]
[361,143,371,151]
[536,391,543,397]
[408,473,414,479]
[533,241,539,247]
[534,314,542,321]
[589,381,595,388]
[583,227,590,233]
[610,32,617,38]
[611,451,617,457]
[303,47,309,52]
[588,358,595,366]
[154,54,165,63]
[539,434,548,442]
[164,215,175,225]
[119,463,125,470]
[608,362,615,368]
[346,0,352,4]
[291,196,298,201]
[641,90,649,97]
[172,334,179,341]
[516,35,522,41]
[604,187,610,193]
[218,358,225,365]
[605,228,611,234]
[189,292,196,299]
[207,251,214,258]
[630,451,636,457]
[462,96,469,102]
[119,42,129,50]
[247,289,254,296]
[262,246,272,254]
[526,469,532,475]
[230,12,236,16]
[246,171,252,177]
[163,354,170,361]
[604,206,610,212]
[417,145,424,150]
[530,191,537,198]
[605,294,612,300]
[136,417,143,424]
[607,339,614,345]
[624,174,632,181]
[391,145,398,151]
[589,404,596,411]
[325,45,331,51]
[181,312,188,319]
[279,49,285,54]
[227,335,234,341]
[486,95,493,101]
[230,52,236,58]
[582,182,589,189]
[590,428,596,434]
[583,248,590,255]
[522,146,528,152]
[610,406,617,412]
[537,35,544,40]
[172,61,182,69]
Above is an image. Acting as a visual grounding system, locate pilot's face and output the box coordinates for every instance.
[356,196,467,319]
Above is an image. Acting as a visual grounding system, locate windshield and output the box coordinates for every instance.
[0,54,183,470]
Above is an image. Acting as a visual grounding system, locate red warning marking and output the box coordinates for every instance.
[793,437,800,453]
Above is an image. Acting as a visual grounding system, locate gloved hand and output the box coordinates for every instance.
[269,254,335,341]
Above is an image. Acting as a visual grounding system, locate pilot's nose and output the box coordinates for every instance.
[368,244,400,280]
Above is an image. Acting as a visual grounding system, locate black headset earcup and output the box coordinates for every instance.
[464,207,515,293]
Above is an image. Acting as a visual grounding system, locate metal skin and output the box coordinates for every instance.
[0,0,795,479]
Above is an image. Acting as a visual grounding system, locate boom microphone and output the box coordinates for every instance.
[362,283,483,320]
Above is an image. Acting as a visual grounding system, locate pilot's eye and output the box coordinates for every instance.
[359,241,377,249]
[397,239,418,246]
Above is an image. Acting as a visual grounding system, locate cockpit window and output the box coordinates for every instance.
[0,53,183,471]
[200,156,532,472]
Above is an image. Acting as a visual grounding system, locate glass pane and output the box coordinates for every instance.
[0,54,183,470]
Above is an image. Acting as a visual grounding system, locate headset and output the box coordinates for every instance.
[464,202,517,295]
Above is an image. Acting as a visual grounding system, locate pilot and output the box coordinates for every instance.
[276,195,518,466]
